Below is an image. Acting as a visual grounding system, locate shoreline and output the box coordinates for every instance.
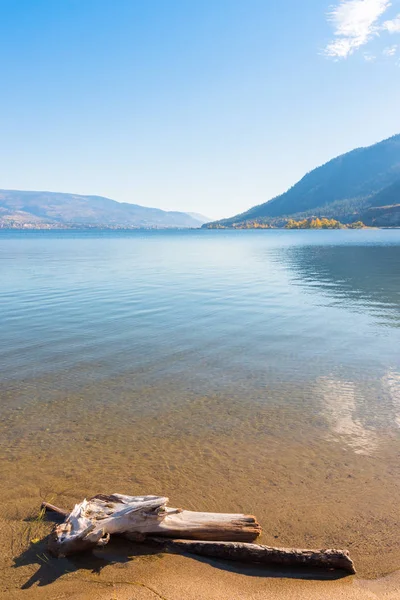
[4,549,400,600]
[1,379,399,595]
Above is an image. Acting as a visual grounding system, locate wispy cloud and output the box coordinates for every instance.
[324,0,393,59]
[382,14,400,32]
[383,43,398,55]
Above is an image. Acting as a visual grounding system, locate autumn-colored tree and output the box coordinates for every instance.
[285,217,345,229]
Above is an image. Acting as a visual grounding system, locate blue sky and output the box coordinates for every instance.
[0,0,400,219]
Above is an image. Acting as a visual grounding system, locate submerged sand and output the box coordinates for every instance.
[1,375,399,598]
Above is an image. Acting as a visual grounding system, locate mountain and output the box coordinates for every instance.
[205,134,400,228]
[0,190,208,229]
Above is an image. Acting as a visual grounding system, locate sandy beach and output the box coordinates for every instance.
[1,382,400,599]
[4,550,400,600]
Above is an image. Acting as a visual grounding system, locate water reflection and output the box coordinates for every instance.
[271,241,400,448]
[316,370,400,453]
[316,377,378,455]
[382,370,400,429]
[277,245,400,326]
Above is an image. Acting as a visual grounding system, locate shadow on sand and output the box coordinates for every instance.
[14,521,351,589]
[13,535,161,589]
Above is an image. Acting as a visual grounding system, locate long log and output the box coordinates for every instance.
[41,499,355,574]
[46,494,261,557]
[150,538,356,574]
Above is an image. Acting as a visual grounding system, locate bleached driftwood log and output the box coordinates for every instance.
[151,538,356,574]
[42,497,355,573]
[47,494,261,557]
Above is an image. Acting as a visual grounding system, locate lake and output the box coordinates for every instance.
[0,229,399,589]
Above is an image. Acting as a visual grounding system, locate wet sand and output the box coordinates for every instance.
[5,555,400,600]
[1,375,399,598]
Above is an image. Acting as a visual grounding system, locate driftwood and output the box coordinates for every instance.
[150,538,356,574]
[41,502,69,517]
[42,497,355,574]
[46,494,261,557]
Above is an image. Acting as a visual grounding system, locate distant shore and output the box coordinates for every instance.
[0,223,388,231]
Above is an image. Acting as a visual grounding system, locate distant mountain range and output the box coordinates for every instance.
[205,134,400,228]
[0,190,209,229]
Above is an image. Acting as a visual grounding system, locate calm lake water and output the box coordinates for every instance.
[0,229,400,584]
[1,229,399,417]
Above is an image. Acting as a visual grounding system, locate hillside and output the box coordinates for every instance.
[205,134,400,228]
[0,190,208,229]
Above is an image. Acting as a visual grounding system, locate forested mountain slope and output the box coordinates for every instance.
[205,134,400,227]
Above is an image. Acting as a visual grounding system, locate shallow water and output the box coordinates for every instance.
[0,229,399,589]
